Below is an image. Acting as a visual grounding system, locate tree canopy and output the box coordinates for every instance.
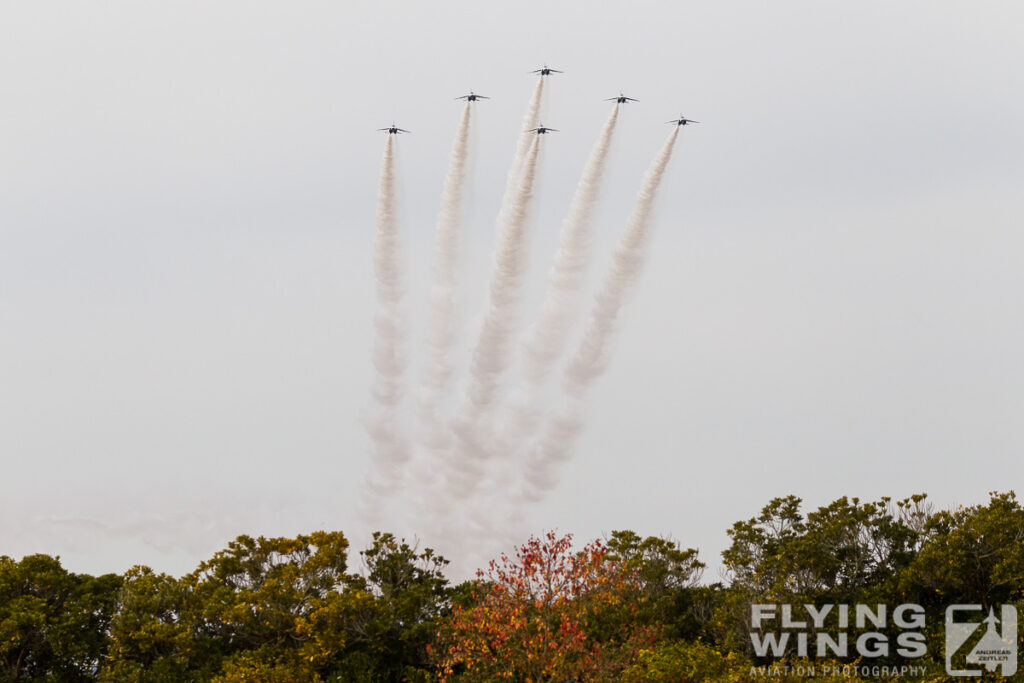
[1,491,1021,681]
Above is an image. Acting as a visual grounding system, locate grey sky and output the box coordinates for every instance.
[1,1,1022,577]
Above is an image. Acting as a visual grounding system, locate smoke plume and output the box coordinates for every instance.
[518,126,681,503]
[447,136,543,498]
[417,103,473,452]
[504,76,545,197]
[502,104,622,449]
[360,135,410,522]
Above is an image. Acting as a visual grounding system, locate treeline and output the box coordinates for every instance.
[1,492,1022,682]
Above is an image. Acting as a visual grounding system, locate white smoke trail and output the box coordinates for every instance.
[504,76,545,196]
[446,136,543,499]
[422,81,545,555]
[360,135,409,524]
[503,104,622,447]
[518,126,681,503]
[447,78,544,474]
[412,103,473,501]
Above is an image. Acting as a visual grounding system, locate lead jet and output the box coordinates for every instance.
[377,123,410,134]
[455,91,489,101]
[667,114,699,126]
[530,64,563,76]
[529,122,559,134]
[606,92,639,104]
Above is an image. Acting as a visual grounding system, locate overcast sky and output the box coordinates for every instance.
[2,1,1022,577]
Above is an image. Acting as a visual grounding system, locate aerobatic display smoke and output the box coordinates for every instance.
[504,77,545,195]
[447,136,543,499]
[503,104,622,448]
[417,103,473,466]
[446,78,544,472]
[518,126,681,503]
[360,135,409,523]
[357,75,689,568]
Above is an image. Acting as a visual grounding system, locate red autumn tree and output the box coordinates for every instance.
[434,531,657,682]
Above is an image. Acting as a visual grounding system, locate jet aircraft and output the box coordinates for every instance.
[606,92,638,103]
[530,64,563,75]
[455,91,489,101]
[666,115,699,126]
[529,123,559,134]
[377,123,410,134]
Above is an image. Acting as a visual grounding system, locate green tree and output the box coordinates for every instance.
[717,495,929,658]
[333,533,448,681]
[101,531,350,682]
[100,566,204,682]
[188,531,349,649]
[0,554,120,682]
[605,531,706,640]
[723,495,926,602]
[620,641,751,682]
[901,491,1024,606]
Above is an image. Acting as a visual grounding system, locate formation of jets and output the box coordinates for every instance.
[378,66,699,135]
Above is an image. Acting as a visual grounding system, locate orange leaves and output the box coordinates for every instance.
[434,532,654,681]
